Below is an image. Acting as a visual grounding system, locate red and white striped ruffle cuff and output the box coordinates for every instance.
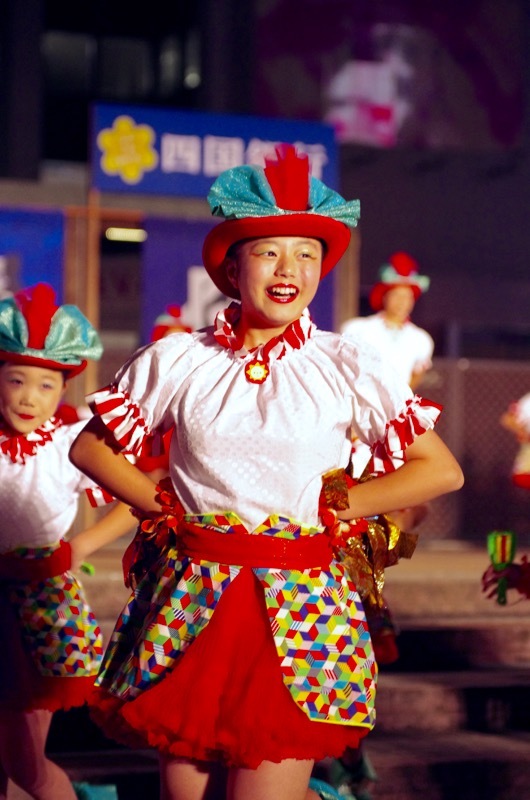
[87,385,149,456]
[370,395,443,474]
[86,486,115,508]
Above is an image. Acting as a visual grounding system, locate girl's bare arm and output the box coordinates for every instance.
[69,416,163,514]
[338,429,464,521]
[69,501,136,569]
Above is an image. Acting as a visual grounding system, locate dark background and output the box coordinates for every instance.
[1,0,529,358]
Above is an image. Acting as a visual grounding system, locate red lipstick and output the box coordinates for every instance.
[266,284,299,303]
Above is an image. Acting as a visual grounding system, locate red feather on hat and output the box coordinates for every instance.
[15,283,58,349]
[263,144,310,211]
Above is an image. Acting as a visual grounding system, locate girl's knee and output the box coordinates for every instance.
[6,757,75,800]
[5,759,42,794]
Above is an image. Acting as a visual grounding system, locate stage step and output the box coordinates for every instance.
[8,730,530,800]
[340,729,530,800]
[376,668,530,734]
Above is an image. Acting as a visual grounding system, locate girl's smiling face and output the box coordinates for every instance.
[0,363,66,435]
[225,235,322,347]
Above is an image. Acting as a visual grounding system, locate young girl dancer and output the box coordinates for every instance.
[500,392,530,490]
[71,144,463,800]
[0,283,134,800]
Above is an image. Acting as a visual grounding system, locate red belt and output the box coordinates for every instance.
[0,540,72,582]
[177,522,333,570]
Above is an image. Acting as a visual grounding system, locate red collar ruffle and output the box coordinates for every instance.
[213,303,314,384]
[0,416,63,464]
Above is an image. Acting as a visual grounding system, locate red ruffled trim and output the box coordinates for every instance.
[2,674,97,713]
[88,385,149,455]
[90,568,369,768]
[25,676,96,713]
[0,415,63,464]
[370,395,442,474]
[212,306,314,383]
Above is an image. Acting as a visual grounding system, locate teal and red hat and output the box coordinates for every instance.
[202,143,361,299]
[150,305,192,342]
[0,283,102,377]
[369,252,430,312]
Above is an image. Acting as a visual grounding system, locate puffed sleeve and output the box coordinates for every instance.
[87,332,195,456]
[411,327,435,375]
[338,335,442,473]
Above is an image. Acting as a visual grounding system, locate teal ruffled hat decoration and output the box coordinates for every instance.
[0,283,102,377]
[207,162,360,227]
[202,143,360,298]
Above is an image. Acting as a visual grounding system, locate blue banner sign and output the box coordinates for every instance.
[91,104,339,197]
[0,209,63,301]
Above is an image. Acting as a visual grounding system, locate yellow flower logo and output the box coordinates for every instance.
[97,116,158,185]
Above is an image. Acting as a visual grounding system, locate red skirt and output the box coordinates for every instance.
[91,567,369,768]
[0,542,102,712]
[513,473,530,490]
[0,586,96,712]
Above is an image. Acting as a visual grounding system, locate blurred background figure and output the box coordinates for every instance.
[500,392,530,491]
[150,305,193,342]
[341,251,433,391]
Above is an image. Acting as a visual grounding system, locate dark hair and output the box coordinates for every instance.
[225,240,247,260]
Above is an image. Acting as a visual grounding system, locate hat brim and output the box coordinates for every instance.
[0,351,87,378]
[369,282,423,312]
[202,215,351,299]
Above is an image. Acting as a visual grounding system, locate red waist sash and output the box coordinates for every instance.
[0,540,72,582]
[177,522,333,570]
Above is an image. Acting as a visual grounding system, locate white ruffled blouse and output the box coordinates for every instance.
[341,312,434,385]
[89,310,442,533]
[0,417,109,553]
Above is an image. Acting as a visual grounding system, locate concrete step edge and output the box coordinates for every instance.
[377,668,530,689]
